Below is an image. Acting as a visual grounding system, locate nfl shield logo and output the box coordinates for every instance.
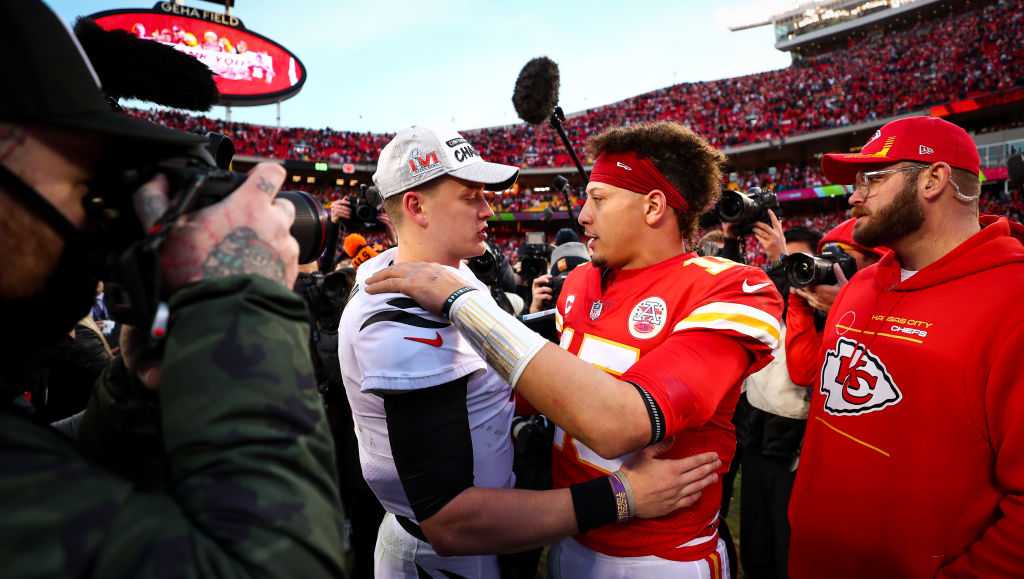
[589,300,603,321]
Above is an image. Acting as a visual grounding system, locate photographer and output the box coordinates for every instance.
[528,241,589,315]
[295,210,384,578]
[783,219,883,388]
[0,2,346,577]
[728,220,821,579]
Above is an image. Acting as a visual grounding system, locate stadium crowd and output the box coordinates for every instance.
[130,0,1024,168]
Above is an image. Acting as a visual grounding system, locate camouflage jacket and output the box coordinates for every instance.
[0,276,347,578]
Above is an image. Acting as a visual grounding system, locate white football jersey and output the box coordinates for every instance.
[338,248,515,521]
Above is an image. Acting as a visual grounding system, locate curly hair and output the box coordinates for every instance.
[587,121,725,240]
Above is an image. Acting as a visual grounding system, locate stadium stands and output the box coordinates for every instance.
[131,0,1023,171]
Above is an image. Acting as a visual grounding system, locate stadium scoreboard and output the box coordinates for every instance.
[90,2,306,106]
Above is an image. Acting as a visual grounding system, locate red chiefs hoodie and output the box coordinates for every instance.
[789,216,1024,578]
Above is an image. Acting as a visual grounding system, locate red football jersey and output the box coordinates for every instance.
[553,252,783,561]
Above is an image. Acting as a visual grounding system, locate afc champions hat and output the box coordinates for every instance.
[822,116,980,185]
[373,126,520,199]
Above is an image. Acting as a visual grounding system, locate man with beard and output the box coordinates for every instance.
[0,1,347,577]
[788,116,1024,578]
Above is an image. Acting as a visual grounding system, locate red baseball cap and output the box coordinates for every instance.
[821,116,980,185]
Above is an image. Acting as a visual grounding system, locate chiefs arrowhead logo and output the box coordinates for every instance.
[820,337,902,415]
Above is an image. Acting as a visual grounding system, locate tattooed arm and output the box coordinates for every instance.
[158,164,299,291]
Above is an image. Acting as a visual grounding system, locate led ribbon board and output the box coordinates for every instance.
[91,2,307,106]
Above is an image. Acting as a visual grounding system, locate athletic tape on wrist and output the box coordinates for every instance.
[447,289,548,388]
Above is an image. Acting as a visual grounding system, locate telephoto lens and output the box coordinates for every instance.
[784,244,858,288]
[276,190,330,264]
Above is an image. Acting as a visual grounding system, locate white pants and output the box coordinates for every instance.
[548,536,730,579]
[373,513,500,579]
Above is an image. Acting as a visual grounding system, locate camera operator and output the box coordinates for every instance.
[728,220,822,579]
[529,241,590,314]
[0,2,347,577]
[783,219,883,389]
[699,205,819,579]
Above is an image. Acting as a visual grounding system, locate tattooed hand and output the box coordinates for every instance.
[152,163,300,292]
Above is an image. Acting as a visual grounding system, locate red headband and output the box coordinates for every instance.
[589,151,688,211]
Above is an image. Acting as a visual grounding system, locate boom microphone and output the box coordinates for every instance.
[512,57,560,125]
[74,18,219,111]
[512,57,586,233]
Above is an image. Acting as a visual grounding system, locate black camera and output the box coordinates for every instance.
[94,133,329,329]
[517,232,551,281]
[467,241,518,292]
[348,184,381,226]
[549,274,568,305]
[717,187,781,235]
[784,243,858,288]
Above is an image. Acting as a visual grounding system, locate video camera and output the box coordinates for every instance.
[348,183,382,227]
[517,231,551,280]
[717,186,781,235]
[467,240,520,315]
[467,241,518,292]
[782,243,858,288]
[96,133,330,330]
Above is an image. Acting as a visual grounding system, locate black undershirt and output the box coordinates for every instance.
[382,376,475,523]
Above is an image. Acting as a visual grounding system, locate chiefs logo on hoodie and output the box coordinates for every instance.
[819,337,902,415]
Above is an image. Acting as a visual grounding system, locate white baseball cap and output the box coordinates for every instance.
[372,126,520,199]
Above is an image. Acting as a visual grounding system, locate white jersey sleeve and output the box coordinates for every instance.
[339,248,489,394]
[351,297,487,393]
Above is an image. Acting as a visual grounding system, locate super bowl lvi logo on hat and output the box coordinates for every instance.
[373,126,519,200]
[820,337,903,416]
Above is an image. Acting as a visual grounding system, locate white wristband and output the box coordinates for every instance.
[448,289,548,388]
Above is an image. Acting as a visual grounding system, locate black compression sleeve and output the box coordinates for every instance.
[629,382,667,445]
[382,376,474,522]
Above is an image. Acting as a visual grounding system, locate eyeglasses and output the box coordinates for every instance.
[854,162,979,202]
[854,164,930,189]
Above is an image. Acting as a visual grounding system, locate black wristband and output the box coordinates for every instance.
[570,476,618,534]
[441,286,477,318]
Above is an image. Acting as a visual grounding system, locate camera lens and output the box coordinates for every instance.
[718,190,747,223]
[276,190,329,265]
[355,203,377,223]
[786,253,817,288]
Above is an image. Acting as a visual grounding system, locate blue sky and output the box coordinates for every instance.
[51,0,795,132]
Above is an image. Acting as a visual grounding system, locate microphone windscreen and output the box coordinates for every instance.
[351,246,378,269]
[74,18,219,111]
[343,233,368,257]
[512,57,560,125]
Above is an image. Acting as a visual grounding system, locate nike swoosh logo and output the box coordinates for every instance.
[742,280,771,293]
[404,332,443,347]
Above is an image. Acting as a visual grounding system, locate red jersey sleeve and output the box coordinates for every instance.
[784,291,822,387]
[621,331,753,436]
[621,264,783,438]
